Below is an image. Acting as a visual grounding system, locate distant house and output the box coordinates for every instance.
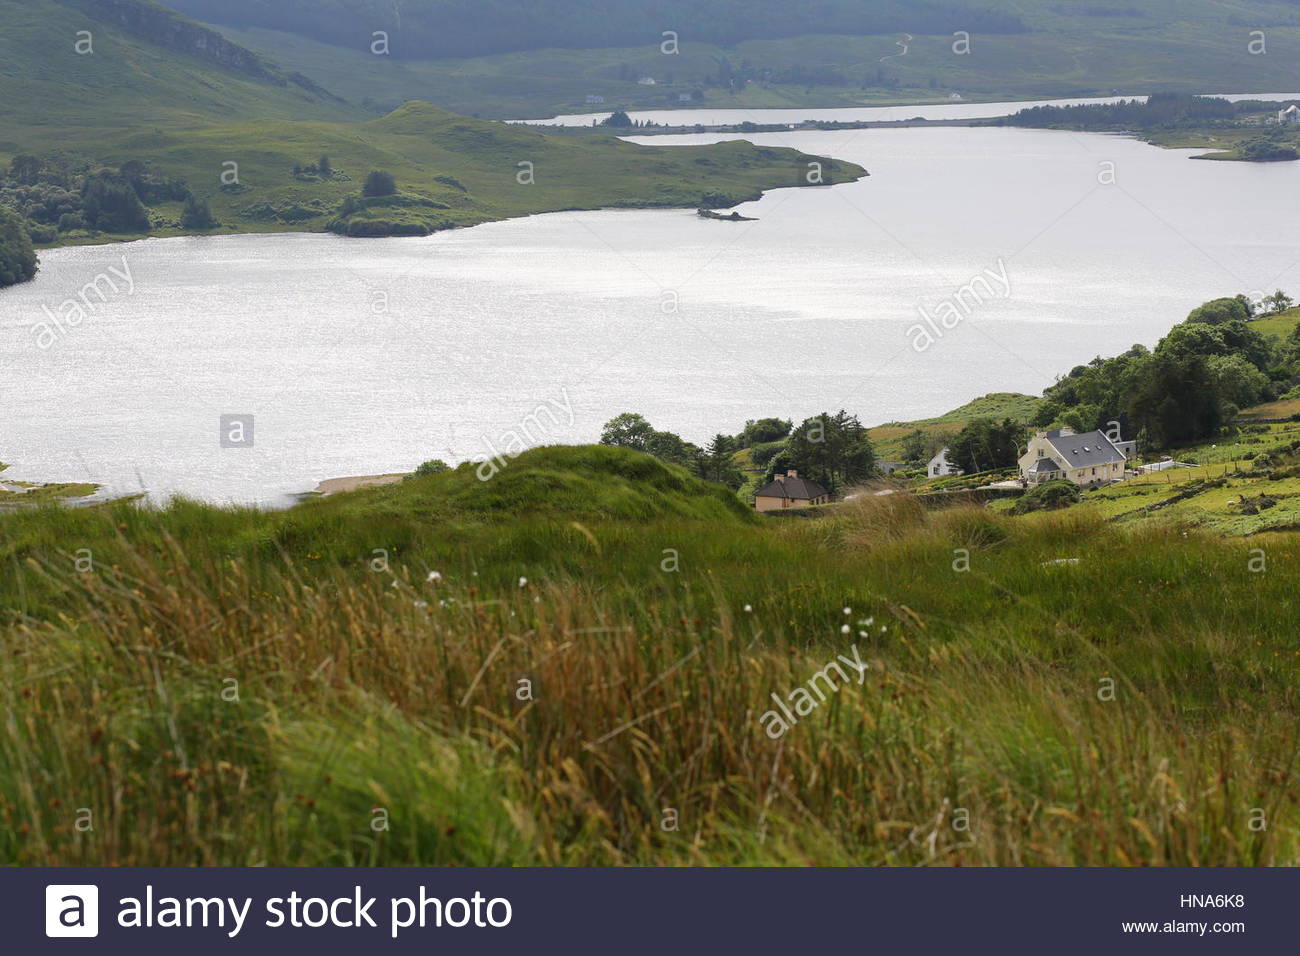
[754,470,831,511]
[877,460,907,475]
[677,92,693,102]
[927,448,963,479]
[1019,428,1128,487]
[1279,104,1299,125]
[637,77,657,86]
[585,94,606,105]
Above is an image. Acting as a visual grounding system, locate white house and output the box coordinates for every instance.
[1278,104,1299,125]
[1019,428,1128,488]
[928,448,963,479]
[637,77,657,86]
[585,94,606,105]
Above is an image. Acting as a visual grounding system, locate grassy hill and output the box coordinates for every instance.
[14,101,863,240]
[2,444,1298,865]
[0,0,357,141]
[185,1,1300,119]
[0,1,866,244]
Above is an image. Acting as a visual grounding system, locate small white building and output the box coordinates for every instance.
[1278,104,1299,125]
[928,448,963,479]
[585,94,606,105]
[637,77,657,86]
[1138,458,1192,474]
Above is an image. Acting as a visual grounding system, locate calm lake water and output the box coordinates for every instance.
[521,93,1300,126]
[3,124,1300,505]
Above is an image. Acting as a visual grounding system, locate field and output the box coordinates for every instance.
[2,445,1298,866]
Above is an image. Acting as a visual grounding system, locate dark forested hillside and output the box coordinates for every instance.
[162,0,1026,59]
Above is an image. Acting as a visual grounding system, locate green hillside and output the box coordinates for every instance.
[6,102,862,241]
[0,1,864,249]
[0,0,357,139]
[175,1,1300,118]
[3,444,1298,865]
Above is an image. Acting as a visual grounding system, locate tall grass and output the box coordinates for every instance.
[1,448,1297,865]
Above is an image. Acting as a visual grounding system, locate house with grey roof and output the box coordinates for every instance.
[753,470,831,512]
[1018,427,1129,487]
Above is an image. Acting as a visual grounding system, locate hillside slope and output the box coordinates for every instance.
[2,445,1298,865]
[164,0,1300,118]
[0,0,356,138]
[8,100,863,241]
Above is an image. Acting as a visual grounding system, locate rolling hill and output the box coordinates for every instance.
[0,0,864,249]
[158,0,1300,118]
[2,0,358,140]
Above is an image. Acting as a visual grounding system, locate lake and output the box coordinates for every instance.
[519,92,1300,127]
[3,124,1299,505]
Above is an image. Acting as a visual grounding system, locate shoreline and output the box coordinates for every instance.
[312,474,408,496]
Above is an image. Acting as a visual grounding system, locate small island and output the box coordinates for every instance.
[697,208,758,221]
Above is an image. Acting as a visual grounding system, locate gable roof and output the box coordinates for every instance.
[754,474,829,501]
[1029,457,1063,474]
[1044,430,1126,468]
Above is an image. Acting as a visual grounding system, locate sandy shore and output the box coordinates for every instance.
[313,473,407,495]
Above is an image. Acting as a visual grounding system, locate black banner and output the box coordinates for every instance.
[14,867,1287,952]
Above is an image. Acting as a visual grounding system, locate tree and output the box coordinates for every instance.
[598,413,699,467]
[363,170,397,197]
[1262,290,1294,315]
[736,417,791,447]
[180,193,217,229]
[900,429,928,463]
[948,418,1022,473]
[8,155,41,186]
[696,434,744,489]
[1032,401,1064,428]
[80,169,151,233]
[772,410,875,492]
[601,110,633,128]
[600,412,656,451]
[318,155,333,178]
[1207,354,1269,409]
[1186,296,1250,326]
[0,205,38,288]
[1127,353,1222,448]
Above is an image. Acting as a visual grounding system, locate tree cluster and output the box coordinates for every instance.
[1038,293,1297,450]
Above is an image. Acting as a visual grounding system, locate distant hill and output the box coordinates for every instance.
[1,1,863,248]
[157,0,1300,119]
[162,0,1026,59]
[0,0,356,138]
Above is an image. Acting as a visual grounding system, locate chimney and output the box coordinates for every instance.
[787,470,798,478]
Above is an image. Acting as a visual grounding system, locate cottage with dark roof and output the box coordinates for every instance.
[753,470,831,512]
[1018,427,1128,487]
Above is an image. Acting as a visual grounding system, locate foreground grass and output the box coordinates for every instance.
[1,447,1297,865]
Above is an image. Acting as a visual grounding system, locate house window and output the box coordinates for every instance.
[1038,449,1044,457]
